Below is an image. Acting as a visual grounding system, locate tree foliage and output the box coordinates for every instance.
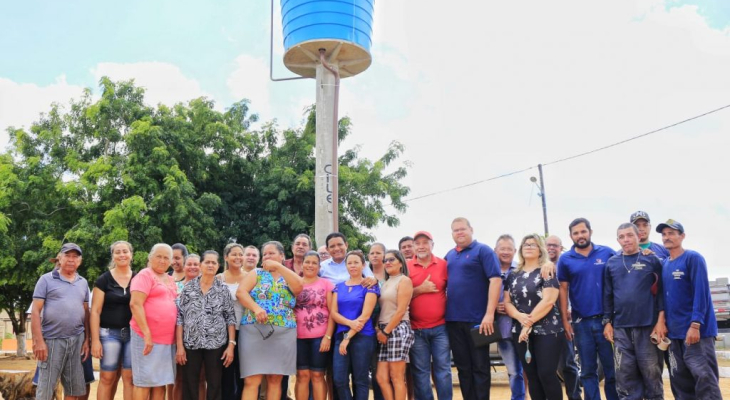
[0,77,410,334]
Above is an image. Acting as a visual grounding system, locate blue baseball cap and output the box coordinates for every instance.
[656,219,684,234]
[60,242,83,255]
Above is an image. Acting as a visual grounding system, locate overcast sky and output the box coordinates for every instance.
[1,0,729,278]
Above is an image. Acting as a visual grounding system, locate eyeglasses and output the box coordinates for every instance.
[254,323,275,340]
[546,244,561,249]
[383,257,398,264]
[523,243,539,249]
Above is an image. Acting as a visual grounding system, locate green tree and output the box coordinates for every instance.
[0,78,410,353]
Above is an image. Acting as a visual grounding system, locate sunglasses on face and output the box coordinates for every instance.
[384,257,398,264]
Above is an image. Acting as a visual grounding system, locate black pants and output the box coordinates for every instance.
[182,345,226,400]
[221,340,242,400]
[514,332,565,400]
[446,321,491,400]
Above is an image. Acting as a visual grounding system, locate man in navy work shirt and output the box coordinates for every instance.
[444,217,501,400]
[557,218,618,400]
[603,223,666,400]
[658,219,722,400]
[629,211,669,261]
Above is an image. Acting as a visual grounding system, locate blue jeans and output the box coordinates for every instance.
[613,327,663,400]
[573,317,617,400]
[497,338,525,400]
[410,324,453,400]
[99,327,132,371]
[333,334,376,400]
[668,337,723,400]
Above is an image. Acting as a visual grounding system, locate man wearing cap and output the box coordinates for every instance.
[658,220,722,399]
[557,218,618,400]
[445,217,501,400]
[494,234,525,400]
[546,235,582,400]
[407,230,452,400]
[31,243,90,400]
[629,211,669,261]
[603,223,665,400]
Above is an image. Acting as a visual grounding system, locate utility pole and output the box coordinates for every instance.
[531,164,549,236]
[314,53,339,247]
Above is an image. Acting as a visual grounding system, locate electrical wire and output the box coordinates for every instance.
[401,103,730,204]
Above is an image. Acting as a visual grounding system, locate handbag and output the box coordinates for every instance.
[469,325,502,347]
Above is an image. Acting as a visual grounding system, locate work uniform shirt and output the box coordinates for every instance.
[603,252,663,328]
[662,250,718,339]
[444,240,501,323]
[557,243,614,319]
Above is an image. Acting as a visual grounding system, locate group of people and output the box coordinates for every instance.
[29,212,722,400]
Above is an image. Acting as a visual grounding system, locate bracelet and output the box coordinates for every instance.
[324,335,332,340]
[690,325,700,330]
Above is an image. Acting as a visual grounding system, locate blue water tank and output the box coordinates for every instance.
[280,0,374,78]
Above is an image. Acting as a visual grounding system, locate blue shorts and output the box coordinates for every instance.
[99,327,132,371]
[296,337,328,372]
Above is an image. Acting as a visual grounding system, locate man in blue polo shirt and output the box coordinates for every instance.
[629,211,669,261]
[557,218,618,400]
[445,217,501,400]
[31,243,90,400]
[603,223,665,400]
[658,219,722,400]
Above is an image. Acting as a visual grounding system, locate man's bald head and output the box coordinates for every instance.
[545,235,563,263]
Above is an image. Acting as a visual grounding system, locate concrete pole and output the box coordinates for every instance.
[538,163,549,236]
[314,61,339,248]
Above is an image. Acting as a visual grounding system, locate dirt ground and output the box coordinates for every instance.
[1,355,728,399]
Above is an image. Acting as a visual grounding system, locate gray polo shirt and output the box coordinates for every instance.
[33,269,89,339]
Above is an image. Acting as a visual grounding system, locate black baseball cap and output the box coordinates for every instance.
[656,219,684,234]
[630,211,650,223]
[60,242,83,255]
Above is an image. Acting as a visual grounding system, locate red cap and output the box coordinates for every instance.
[413,231,433,240]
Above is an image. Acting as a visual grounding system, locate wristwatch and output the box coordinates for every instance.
[343,333,350,340]
[601,317,612,326]
[229,340,237,346]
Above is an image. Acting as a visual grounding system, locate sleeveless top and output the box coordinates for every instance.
[378,275,410,324]
[241,269,296,329]
[223,281,244,330]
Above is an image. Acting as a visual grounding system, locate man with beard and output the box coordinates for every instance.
[603,223,665,400]
[284,234,312,275]
[658,219,722,400]
[629,211,669,261]
[408,231,452,400]
[546,235,582,400]
[557,218,617,400]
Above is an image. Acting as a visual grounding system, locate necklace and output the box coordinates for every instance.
[622,253,640,274]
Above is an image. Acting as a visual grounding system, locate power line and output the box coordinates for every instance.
[402,103,730,204]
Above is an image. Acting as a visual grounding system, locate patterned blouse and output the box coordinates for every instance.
[505,268,563,335]
[241,269,297,329]
[176,276,237,349]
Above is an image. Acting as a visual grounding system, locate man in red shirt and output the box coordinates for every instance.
[407,231,452,400]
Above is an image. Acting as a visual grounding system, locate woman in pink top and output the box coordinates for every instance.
[294,251,335,400]
[130,243,179,400]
